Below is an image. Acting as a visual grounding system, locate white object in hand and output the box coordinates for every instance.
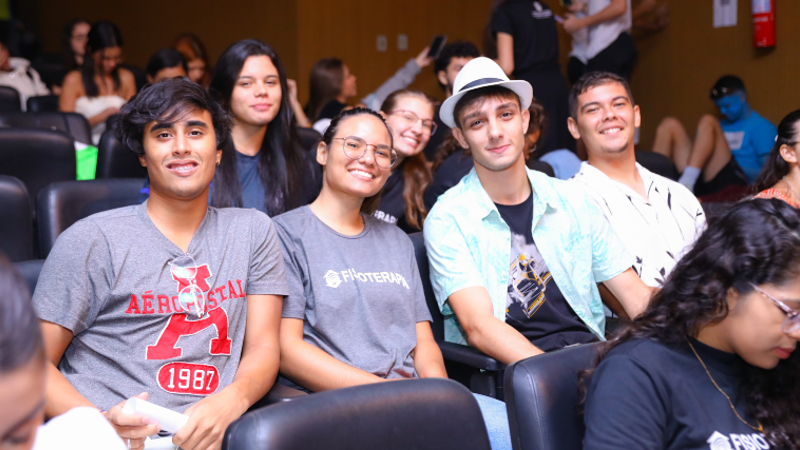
[121,398,189,434]
[144,437,178,449]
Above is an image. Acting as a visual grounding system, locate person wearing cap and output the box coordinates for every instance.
[654,75,776,194]
[568,71,706,291]
[423,57,654,364]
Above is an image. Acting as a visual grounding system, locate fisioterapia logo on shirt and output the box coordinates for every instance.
[323,269,410,289]
[707,431,770,450]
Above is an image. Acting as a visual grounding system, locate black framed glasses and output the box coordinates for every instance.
[750,283,800,333]
[389,110,438,135]
[171,254,206,319]
[333,136,397,168]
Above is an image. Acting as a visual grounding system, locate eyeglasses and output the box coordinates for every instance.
[333,137,397,168]
[750,283,800,333]
[389,110,438,135]
[171,254,206,319]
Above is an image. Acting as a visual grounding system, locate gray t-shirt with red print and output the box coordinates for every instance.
[32,202,288,413]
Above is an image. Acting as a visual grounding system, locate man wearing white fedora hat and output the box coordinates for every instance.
[424,57,654,364]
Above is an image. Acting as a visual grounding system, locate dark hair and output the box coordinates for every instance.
[305,57,345,122]
[582,199,800,449]
[753,110,800,193]
[81,21,123,98]
[174,33,210,86]
[569,71,635,120]
[380,90,434,230]
[452,85,520,130]
[0,254,44,373]
[434,41,480,91]
[434,96,545,170]
[208,39,308,216]
[61,18,90,70]
[146,48,188,79]
[710,75,746,100]
[115,77,231,155]
[321,107,393,214]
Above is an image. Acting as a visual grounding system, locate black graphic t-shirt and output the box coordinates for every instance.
[585,338,773,450]
[496,194,597,352]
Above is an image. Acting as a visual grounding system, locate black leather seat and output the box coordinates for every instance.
[0,111,92,145]
[0,176,34,262]
[0,86,21,112]
[409,232,506,398]
[26,95,60,113]
[504,342,600,450]
[36,179,144,258]
[14,259,45,296]
[95,130,147,179]
[223,378,492,450]
[0,128,76,206]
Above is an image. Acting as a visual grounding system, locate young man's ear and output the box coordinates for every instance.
[567,116,581,140]
[316,141,329,166]
[451,125,470,150]
[138,153,147,167]
[633,105,642,129]
[436,70,448,88]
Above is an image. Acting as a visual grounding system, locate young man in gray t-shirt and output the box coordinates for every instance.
[33,79,288,450]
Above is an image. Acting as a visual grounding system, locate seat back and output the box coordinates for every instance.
[0,86,21,112]
[95,130,147,179]
[0,111,92,145]
[409,232,445,341]
[504,342,600,450]
[223,378,492,450]
[0,128,76,206]
[37,178,144,258]
[26,95,60,113]
[0,176,34,262]
[13,259,45,296]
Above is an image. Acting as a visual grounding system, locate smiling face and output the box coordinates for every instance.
[568,82,640,160]
[0,357,45,450]
[453,93,530,173]
[138,108,221,201]
[230,55,282,127]
[317,114,393,200]
[384,95,435,159]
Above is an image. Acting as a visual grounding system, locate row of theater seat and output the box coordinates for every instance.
[0,86,60,113]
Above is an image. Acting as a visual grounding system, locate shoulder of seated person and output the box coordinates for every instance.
[604,338,673,364]
[62,70,83,86]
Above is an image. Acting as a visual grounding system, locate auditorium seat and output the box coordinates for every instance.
[37,178,144,258]
[14,259,45,296]
[409,232,506,399]
[223,378,492,450]
[0,128,76,206]
[26,95,60,113]
[504,342,600,450]
[95,129,147,179]
[0,86,21,112]
[0,176,35,262]
[0,111,92,145]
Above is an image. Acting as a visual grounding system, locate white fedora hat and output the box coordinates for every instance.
[439,57,533,129]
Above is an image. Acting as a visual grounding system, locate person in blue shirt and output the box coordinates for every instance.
[653,75,776,196]
[424,57,654,365]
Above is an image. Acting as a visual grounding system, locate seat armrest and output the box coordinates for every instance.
[247,383,307,412]
[439,341,505,371]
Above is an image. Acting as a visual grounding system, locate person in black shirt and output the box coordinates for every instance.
[584,199,800,450]
[304,57,358,123]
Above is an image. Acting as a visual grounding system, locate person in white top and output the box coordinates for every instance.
[568,71,706,289]
[0,40,49,111]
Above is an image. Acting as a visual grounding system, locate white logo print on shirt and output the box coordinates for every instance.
[323,268,410,289]
[531,1,553,19]
[707,431,770,450]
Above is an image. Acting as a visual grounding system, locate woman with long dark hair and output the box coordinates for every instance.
[304,57,357,123]
[753,110,800,208]
[208,39,320,216]
[59,21,136,143]
[582,199,800,450]
[61,19,90,71]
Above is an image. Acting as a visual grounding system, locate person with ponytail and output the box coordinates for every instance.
[372,90,435,232]
[583,198,800,450]
[752,110,800,208]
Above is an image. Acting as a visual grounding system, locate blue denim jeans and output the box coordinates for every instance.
[473,393,512,450]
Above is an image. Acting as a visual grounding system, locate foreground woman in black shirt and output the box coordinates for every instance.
[583,198,800,450]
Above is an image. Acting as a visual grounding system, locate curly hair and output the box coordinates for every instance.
[582,198,800,449]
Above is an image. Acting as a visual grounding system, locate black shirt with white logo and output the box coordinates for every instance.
[491,0,561,75]
[585,338,774,450]
[496,193,597,352]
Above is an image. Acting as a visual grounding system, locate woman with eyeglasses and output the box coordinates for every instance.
[274,108,511,450]
[59,21,136,144]
[752,110,800,208]
[373,90,436,232]
[582,198,800,450]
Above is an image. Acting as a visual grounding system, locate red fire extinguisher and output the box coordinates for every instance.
[753,0,776,48]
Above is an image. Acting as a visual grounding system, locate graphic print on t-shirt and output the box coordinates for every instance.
[706,430,770,450]
[322,268,410,290]
[508,233,552,318]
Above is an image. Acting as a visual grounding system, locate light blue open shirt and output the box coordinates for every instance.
[423,167,634,346]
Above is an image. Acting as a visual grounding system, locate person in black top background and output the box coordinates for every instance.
[492,0,575,155]
[583,199,800,450]
[304,57,358,123]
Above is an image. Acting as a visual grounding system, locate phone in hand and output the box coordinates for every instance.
[427,35,447,60]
